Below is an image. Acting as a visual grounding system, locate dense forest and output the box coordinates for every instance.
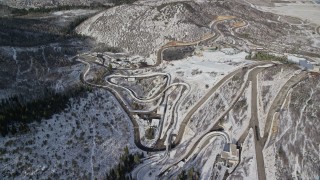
[0,85,91,136]
[106,146,144,180]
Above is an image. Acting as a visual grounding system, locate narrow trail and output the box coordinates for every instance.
[249,67,267,180]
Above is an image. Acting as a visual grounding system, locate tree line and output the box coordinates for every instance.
[106,146,144,180]
[10,0,138,16]
[111,0,137,5]
[245,51,288,62]
[11,4,110,16]
[0,85,92,136]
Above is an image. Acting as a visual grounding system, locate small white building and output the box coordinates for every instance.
[221,143,239,166]
[299,59,314,70]
[287,55,304,64]
[311,65,320,72]
[287,55,314,70]
[128,77,135,82]
[157,105,166,115]
[151,119,160,127]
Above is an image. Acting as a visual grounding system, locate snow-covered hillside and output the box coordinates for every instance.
[76,1,212,56]
[0,89,140,179]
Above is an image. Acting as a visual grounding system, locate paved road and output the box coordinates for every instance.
[171,68,243,146]
[158,63,273,176]
[237,67,307,180]
[155,17,236,65]
[249,67,267,180]
[261,71,307,146]
[254,70,307,180]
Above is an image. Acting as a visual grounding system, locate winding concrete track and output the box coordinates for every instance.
[78,59,161,151]
[158,64,273,176]
[80,17,238,152]
[171,63,270,147]
[79,59,191,152]
[156,17,236,64]
[77,13,309,179]
[106,74,189,103]
[237,67,307,180]
[248,66,267,180]
[261,71,307,147]
[131,155,162,180]
[185,131,230,161]
[107,73,170,101]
